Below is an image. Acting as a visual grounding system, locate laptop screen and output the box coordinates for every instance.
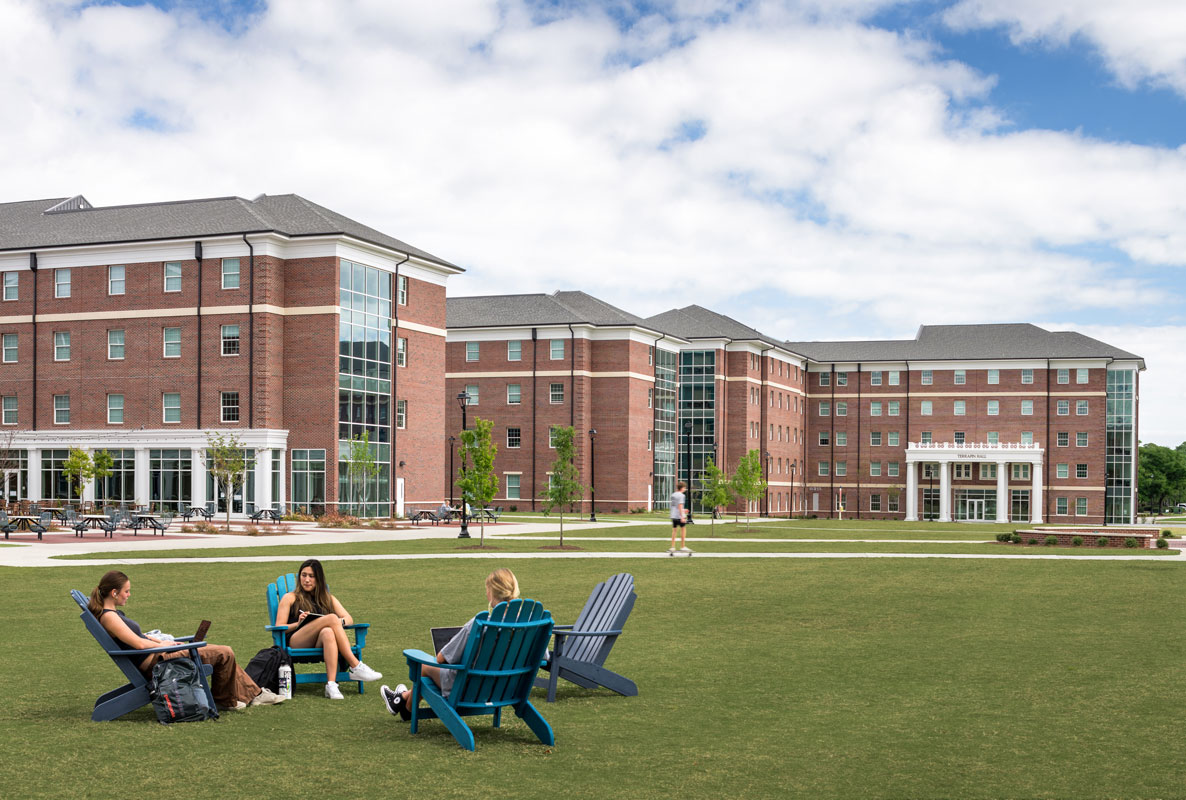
[430,626,464,654]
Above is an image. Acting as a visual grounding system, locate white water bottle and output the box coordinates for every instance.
[277,664,292,699]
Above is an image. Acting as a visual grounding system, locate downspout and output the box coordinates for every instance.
[29,253,37,431]
[855,363,862,520]
[390,254,409,516]
[195,242,203,425]
[568,323,576,515]
[829,364,835,517]
[760,345,772,516]
[1045,358,1051,523]
[531,327,538,511]
[242,235,255,429]
[904,360,910,519]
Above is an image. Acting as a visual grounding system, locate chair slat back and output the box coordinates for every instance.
[71,589,144,685]
[265,573,297,626]
[566,573,635,664]
[451,599,551,710]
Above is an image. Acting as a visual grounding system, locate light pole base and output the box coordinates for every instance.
[457,518,471,539]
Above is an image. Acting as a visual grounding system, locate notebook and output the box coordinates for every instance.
[430,626,464,654]
[193,619,211,642]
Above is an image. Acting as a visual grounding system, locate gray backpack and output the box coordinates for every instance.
[148,658,219,723]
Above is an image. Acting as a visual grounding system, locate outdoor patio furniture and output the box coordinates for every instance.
[265,573,371,694]
[3,514,47,540]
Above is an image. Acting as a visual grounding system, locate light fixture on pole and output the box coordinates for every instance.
[588,429,597,522]
[763,451,772,518]
[683,419,694,524]
[790,461,797,518]
[448,435,456,508]
[456,391,470,539]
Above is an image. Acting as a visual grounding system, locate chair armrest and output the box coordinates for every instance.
[343,623,369,630]
[108,640,207,657]
[174,635,195,642]
[403,649,465,670]
[553,628,623,639]
[265,624,290,631]
[552,624,574,630]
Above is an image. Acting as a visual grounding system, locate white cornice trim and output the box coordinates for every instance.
[0,304,339,325]
[448,370,655,382]
[396,319,447,338]
[8,428,289,449]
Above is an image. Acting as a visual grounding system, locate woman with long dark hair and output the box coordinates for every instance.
[274,559,382,699]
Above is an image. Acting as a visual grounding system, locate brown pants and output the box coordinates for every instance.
[149,644,260,709]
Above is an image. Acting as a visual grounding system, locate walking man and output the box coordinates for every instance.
[669,481,690,554]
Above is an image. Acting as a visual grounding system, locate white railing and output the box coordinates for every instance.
[909,442,1040,450]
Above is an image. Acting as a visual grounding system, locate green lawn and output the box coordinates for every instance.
[5,555,1186,799]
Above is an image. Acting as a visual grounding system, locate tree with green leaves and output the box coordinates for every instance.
[700,457,734,536]
[345,431,380,516]
[60,446,113,506]
[1138,441,1186,514]
[456,417,499,544]
[206,432,255,530]
[730,449,767,531]
[541,425,585,547]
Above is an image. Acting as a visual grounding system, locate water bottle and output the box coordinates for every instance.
[277,664,292,699]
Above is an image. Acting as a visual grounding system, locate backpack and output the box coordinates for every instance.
[245,645,292,693]
[148,657,218,723]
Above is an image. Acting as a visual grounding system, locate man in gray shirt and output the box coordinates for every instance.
[669,481,689,554]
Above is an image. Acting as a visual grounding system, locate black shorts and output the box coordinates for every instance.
[671,519,686,528]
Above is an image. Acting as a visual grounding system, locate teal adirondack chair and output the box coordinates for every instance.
[265,574,371,694]
[403,599,554,751]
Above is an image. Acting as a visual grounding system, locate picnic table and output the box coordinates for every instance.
[3,515,47,540]
[75,514,117,539]
[181,505,212,522]
[250,507,282,524]
[129,513,165,534]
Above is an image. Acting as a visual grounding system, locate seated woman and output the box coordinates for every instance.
[274,558,382,699]
[90,570,285,710]
[380,567,520,720]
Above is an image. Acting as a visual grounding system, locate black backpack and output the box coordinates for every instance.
[245,645,292,693]
[148,657,219,723]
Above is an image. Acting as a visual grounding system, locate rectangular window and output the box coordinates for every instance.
[507,384,521,404]
[1077,432,1089,447]
[2,333,15,363]
[507,340,521,361]
[164,261,182,292]
[107,329,125,360]
[954,463,971,479]
[819,373,830,386]
[550,339,564,360]
[54,331,70,361]
[397,275,408,305]
[221,258,240,289]
[549,383,564,403]
[54,394,69,424]
[888,462,900,477]
[548,426,559,448]
[1076,463,1088,479]
[465,342,479,362]
[506,474,521,500]
[819,401,830,416]
[1056,463,1069,479]
[888,370,900,386]
[920,431,932,444]
[888,401,900,416]
[870,401,882,417]
[1057,497,1068,515]
[870,431,882,446]
[507,427,521,448]
[987,431,999,444]
[819,461,829,476]
[649,346,653,366]
[835,372,847,386]
[922,463,937,479]
[870,371,882,386]
[1,395,15,425]
[162,392,180,423]
[465,384,479,405]
[1021,369,1033,384]
[835,461,847,477]
[396,337,407,367]
[835,401,847,416]
[648,388,653,409]
[2,271,17,301]
[221,324,240,356]
[870,494,882,512]
[396,399,407,429]
[888,493,899,512]
[869,461,881,476]
[221,391,240,422]
[818,431,829,446]
[835,432,847,446]
[954,369,966,385]
[1057,432,1069,446]
[980,463,997,479]
[163,327,180,358]
[648,430,652,451]
[954,400,965,416]
[1076,400,1089,415]
[1076,368,1088,384]
[987,400,999,416]
[1057,400,1069,415]
[108,265,125,295]
[987,369,999,384]
[920,400,932,416]
[1021,400,1033,416]
[107,394,124,424]
[1057,368,1069,384]
[888,431,899,447]
[1012,463,1031,480]
[55,268,71,298]
[954,431,966,444]
[1021,431,1033,445]
[921,369,932,385]
[1076,497,1088,516]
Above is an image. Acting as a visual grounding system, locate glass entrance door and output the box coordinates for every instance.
[967,498,985,520]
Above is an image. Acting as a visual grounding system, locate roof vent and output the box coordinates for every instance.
[44,195,93,214]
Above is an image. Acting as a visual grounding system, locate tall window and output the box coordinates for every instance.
[507,427,521,448]
[163,327,181,358]
[888,431,899,446]
[953,400,965,416]
[1076,463,1088,478]
[987,400,999,415]
[1076,400,1089,415]
[1021,400,1034,415]
[221,392,240,422]
[507,340,521,361]
[55,268,70,298]
[836,372,847,386]
[108,265,125,295]
[920,400,932,416]
[396,399,407,429]
[870,371,882,386]
[1057,497,1068,515]
[835,461,847,477]
[870,401,881,416]
[954,431,966,444]
[819,401,830,416]
[819,373,830,386]
[1012,464,1031,479]
[987,369,999,384]
[396,337,407,367]
[2,272,16,301]
[1057,432,1069,446]
[920,431,932,444]
[836,432,847,446]
[54,331,70,361]
[507,384,521,404]
[550,339,565,360]
[888,462,900,477]
[1056,463,1069,479]
[465,384,479,405]
[1076,368,1089,384]
[836,401,847,416]
[54,394,69,424]
[1077,432,1089,447]
[819,432,829,446]
[1057,400,1069,415]
[888,370,900,386]
[2,334,15,363]
[397,274,408,305]
[548,426,559,448]
[221,258,240,289]
[888,401,900,416]
[953,369,965,384]
[920,369,932,385]
[290,450,326,516]
[221,324,240,356]
[162,392,181,423]
[107,394,124,424]
[1076,497,1088,516]
[506,474,521,499]
[465,342,479,362]
[1057,368,1069,384]
[0,395,15,425]
[164,261,182,292]
[987,431,999,444]
[870,461,882,476]
[1021,431,1033,445]
[870,431,882,446]
[108,329,125,360]
[550,383,564,403]
[819,461,829,476]
[1021,369,1033,384]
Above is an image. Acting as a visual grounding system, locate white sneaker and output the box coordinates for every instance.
[348,661,383,682]
[250,688,287,706]
[324,681,344,700]
[680,546,692,553]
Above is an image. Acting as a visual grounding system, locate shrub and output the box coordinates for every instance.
[1157,537,1169,549]
[1010,533,1021,544]
[1027,537,1038,545]
[282,510,316,522]
[243,525,261,536]
[1071,536,1083,546]
[1044,535,1058,546]
[180,524,195,533]
[509,505,518,512]
[1124,537,1138,548]
[1096,536,1109,547]
[996,532,1012,542]
[317,513,362,529]
[1162,529,1173,538]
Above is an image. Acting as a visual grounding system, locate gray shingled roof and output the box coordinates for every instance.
[0,194,460,270]
[448,291,660,329]
[786,323,1143,363]
[645,305,784,347]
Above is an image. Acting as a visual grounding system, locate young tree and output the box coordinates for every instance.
[700,457,734,536]
[206,432,255,530]
[455,417,499,544]
[730,449,767,531]
[345,431,380,516]
[541,426,585,547]
[60,447,113,506]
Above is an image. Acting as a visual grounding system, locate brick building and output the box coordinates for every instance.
[0,193,460,516]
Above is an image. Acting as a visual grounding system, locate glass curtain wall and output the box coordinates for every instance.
[95,449,134,507]
[652,349,677,510]
[207,449,254,514]
[291,449,327,516]
[0,449,27,505]
[150,449,191,512]
[42,449,72,502]
[678,350,716,513]
[1105,369,1135,523]
[338,260,392,516]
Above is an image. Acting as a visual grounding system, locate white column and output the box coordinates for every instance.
[995,461,1009,523]
[938,459,951,522]
[905,460,918,521]
[82,452,96,506]
[134,448,150,508]
[275,448,286,513]
[1030,461,1043,524]
[190,448,207,510]
[254,449,272,513]
[27,448,41,501]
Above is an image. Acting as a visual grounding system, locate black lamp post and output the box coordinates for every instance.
[456,391,470,539]
[448,435,456,507]
[588,429,597,522]
[763,451,771,517]
[683,419,694,524]
[711,442,719,519]
[790,461,797,518]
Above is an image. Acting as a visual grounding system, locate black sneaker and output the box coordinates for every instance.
[381,683,411,721]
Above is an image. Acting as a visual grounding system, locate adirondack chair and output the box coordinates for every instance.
[69,589,217,721]
[403,599,554,751]
[265,573,371,693]
[534,572,638,702]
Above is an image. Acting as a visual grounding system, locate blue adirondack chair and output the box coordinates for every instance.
[534,572,638,702]
[403,599,554,751]
[70,589,217,721]
[265,573,371,694]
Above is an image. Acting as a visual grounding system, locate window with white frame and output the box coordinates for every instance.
[1012,463,1030,479]
[550,339,564,360]
[549,383,564,403]
[397,399,407,429]
[221,258,240,289]
[1057,368,1069,384]
[54,331,70,361]
[987,369,999,384]
[54,394,69,424]
[835,461,847,477]
[920,431,932,443]
[1056,497,1068,515]
[870,494,882,511]
[465,342,479,361]
[888,370,900,386]
[648,388,653,409]
[1077,432,1088,447]
[1076,497,1087,516]
[507,427,521,448]
[507,340,521,361]
[1076,400,1088,415]
[55,268,71,298]
[819,401,830,416]
[987,431,999,444]
[1021,368,1033,384]
[1021,431,1033,444]
[1056,463,1068,479]
[987,400,999,415]
[819,461,829,476]
[836,431,847,446]
[1076,463,1088,479]
[221,324,240,356]
[649,346,653,366]
[888,401,900,416]
[163,327,181,358]
[1057,399,1069,415]
[1057,432,1069,446]
[396,337,407,367]
[888,493,899,512]
[2,334,16,363]
[954,463,971,479]
[980,463,997,479]
[922,463,937,478]
[507,383,521,404]
[164,261,181,292]
[954,369,966,385]
[870,370,882,386]
[869,461,881,476]
[888,431,899,446]
[1021,400,1033,415]
[836,372,847,386]
[108,265,125,295]
[1,395,15,425]
[870,401,882,416]
[1076,368,1088,384]
[108,329,124,360]
[920,400,932,416]
[465,384,479,405]
[921,369,933,385]
[819,431,829,446]
[506,474,521,499]
[836,401,847,416]
[548,426,560,448]
[819,372,830,386]
[888,461,900,477]
[648,430,652,451]
[870,431,882,446]
[954,431,966,444]
[221,391,240,422]
[108,394,124,424]
[2,272,16,301]
[954,400,965,416]
[397,275,408,305]
[162,392,180,423]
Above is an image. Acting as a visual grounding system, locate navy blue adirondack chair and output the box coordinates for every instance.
[534,572,638,702]
[404,599,554,751]
[70,589,217,721]
[265,573,371,694]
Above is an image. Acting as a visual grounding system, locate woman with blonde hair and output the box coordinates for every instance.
[380,568,520,720]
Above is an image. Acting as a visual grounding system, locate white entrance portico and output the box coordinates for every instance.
[905,442,1043,524]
